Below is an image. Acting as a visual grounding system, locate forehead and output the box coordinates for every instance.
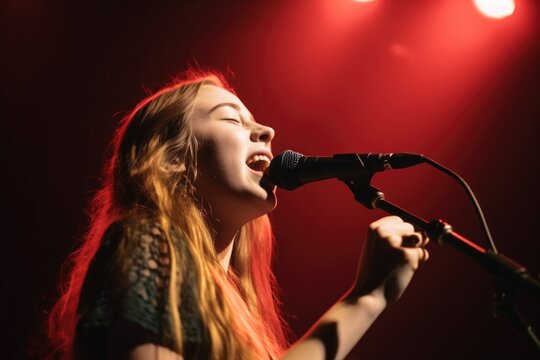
[194,84,246,112]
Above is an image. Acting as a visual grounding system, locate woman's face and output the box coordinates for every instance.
[190,85,276,226]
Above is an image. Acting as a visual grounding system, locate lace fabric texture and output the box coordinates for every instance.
[76,219,207,358]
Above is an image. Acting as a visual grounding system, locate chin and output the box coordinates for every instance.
[241,188,277,221]
[246,171,277,208]
[251,190,277,215]
[220,171,276,222]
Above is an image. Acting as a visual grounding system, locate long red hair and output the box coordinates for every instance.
[47,71,289,359]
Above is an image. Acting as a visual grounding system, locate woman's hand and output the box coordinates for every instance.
[349,216,430,305]
[282,216,430,360]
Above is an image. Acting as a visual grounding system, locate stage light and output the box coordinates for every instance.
[473,0,515,19]
[353,0,375,2]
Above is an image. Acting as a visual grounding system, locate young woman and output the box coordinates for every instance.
[47,71,429,360]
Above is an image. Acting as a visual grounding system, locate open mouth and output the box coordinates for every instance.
[246,154,271,173]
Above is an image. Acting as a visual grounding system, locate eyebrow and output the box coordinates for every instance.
[208,102,242,114]
[208,102,256,122]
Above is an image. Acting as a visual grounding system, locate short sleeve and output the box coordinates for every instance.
[75,220,207,359]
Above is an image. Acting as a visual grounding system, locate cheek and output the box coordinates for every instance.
[197,133,247,181]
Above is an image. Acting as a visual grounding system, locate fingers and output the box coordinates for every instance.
[370,216,429,248]
[368,216,430,265]
[355,217,430,303]
[402,233,422,247]
[400,246,430,271]
[420,247,429,262]
[402,231,429,248]
[369,215,403,230]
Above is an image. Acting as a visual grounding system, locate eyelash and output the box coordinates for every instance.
[223,118,242,124]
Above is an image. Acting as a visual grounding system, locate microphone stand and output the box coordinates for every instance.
[339,177,540,353]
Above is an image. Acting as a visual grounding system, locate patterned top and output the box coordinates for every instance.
[75,219,209,359]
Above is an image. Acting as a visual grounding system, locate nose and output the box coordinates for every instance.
[250,123,275,144]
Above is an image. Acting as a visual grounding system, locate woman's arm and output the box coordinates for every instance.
[282,216,429,360]
[281,292,386,360]
[129,344,185,360]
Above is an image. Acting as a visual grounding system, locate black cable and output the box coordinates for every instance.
[421,156,498,254]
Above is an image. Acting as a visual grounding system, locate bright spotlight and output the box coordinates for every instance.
[474,0,515,19]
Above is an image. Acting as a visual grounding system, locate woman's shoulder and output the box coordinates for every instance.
[78,214,192,339]
[76,214,201,358]
[100,214,179,260]
[81,215,175,304]
[105,214,167,244]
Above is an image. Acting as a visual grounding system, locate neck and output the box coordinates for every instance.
[199,199,247,272]
[212,219,241,272]
[217,238,235,271]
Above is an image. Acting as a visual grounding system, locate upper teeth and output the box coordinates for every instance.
[246,154,271,166]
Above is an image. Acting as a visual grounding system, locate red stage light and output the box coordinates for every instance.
[474,0,515,19]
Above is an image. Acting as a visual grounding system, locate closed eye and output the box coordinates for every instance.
[222,118,242,125]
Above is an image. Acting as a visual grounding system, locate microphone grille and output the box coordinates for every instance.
[268,150,304,190]
[280,150,303,170]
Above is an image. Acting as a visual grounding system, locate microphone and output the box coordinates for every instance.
[266,150,424,190]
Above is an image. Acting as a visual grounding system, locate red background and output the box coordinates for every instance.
[3,0,539,358]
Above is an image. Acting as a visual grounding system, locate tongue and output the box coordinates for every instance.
[248,160,266,172]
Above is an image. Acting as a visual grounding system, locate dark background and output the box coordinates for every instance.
[2,0,539,359]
